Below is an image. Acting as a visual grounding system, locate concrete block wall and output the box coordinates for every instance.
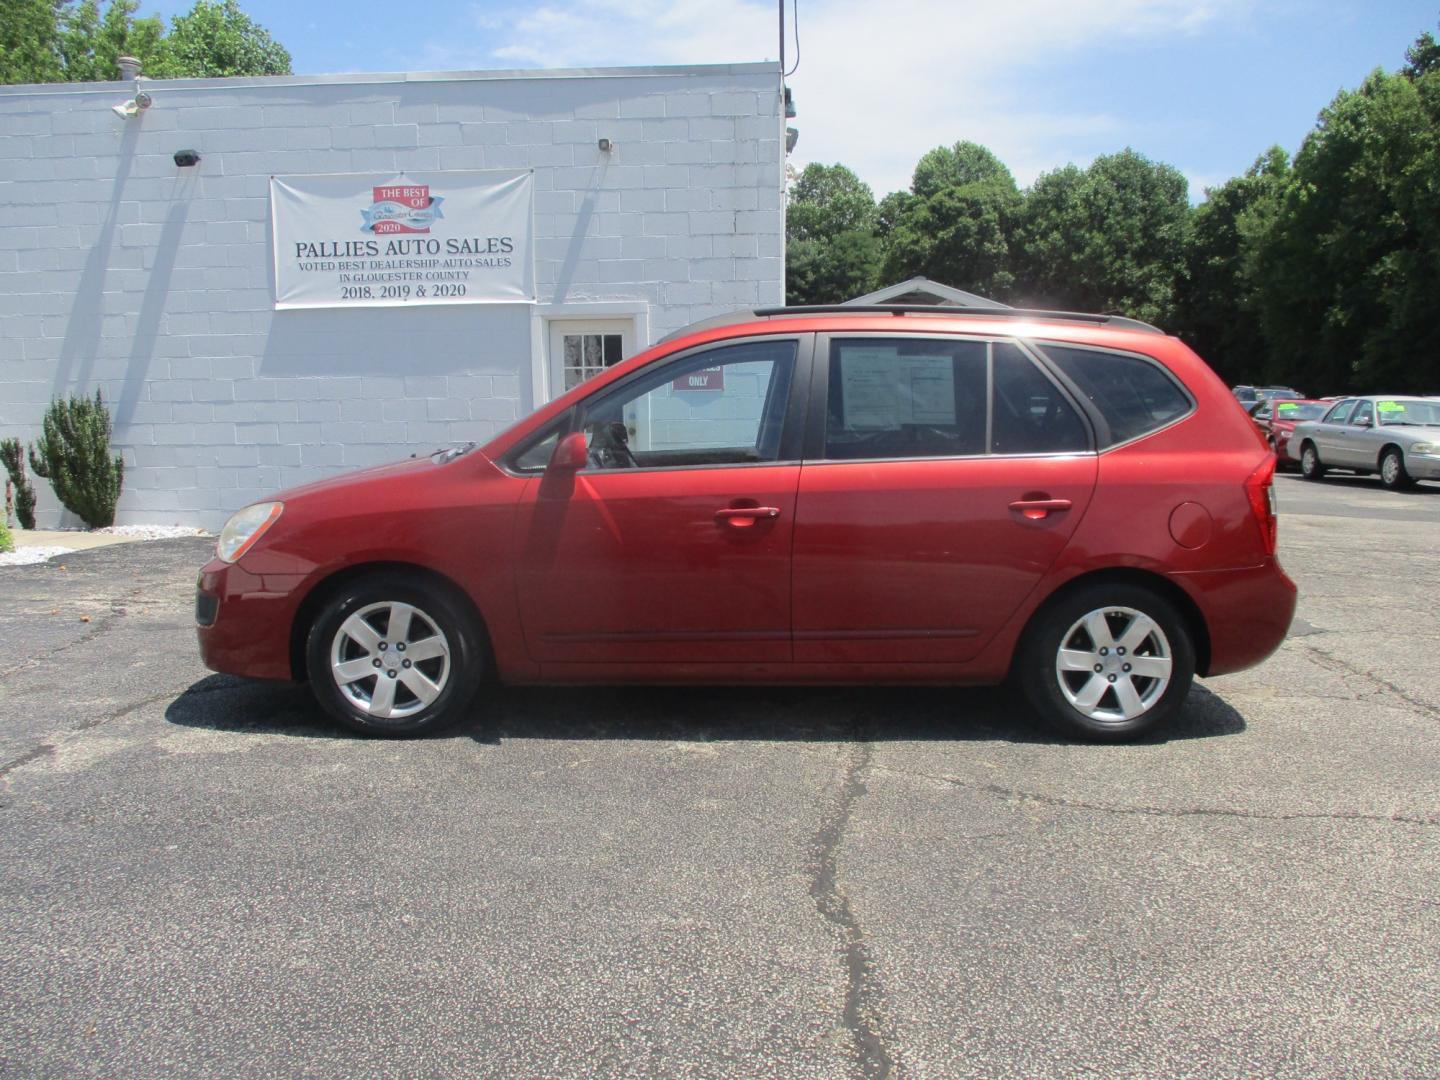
[0,64,785,530]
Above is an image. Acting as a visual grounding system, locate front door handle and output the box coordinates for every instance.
[715,506,781,528]
[1009,498,1073,521]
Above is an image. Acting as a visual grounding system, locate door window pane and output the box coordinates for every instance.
[563,332,624,390]
[1351,400,1374,426]
[1323,399,1357,424]
[990,343,1089,454]
[580,340,797,470]
[826,339,987,459]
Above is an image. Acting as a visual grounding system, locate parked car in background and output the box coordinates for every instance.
[1247,398,1331,467]
[1233,385,1259,407]
[1254,385,1304,404]
[197,304,1296,743]
[1291,396,1440,489]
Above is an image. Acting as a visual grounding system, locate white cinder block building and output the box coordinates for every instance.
[0,63,785,529]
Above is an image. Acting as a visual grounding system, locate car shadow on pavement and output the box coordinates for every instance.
[165,675,1245,746]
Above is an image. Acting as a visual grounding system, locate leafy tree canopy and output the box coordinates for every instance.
[0,0,290,84]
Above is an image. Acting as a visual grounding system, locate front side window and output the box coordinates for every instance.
[1323,399,1357,424]
[1351,400,1375,426]
[578,340,797,471]
[1036,343,1192,447]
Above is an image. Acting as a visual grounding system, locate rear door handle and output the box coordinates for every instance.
[1009,498,1072,521]
[715,506,781,528]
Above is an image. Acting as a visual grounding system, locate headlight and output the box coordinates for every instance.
[217,501,284,563]
[1411,442,1435,455]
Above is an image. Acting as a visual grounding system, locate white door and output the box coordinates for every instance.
[547,319,636,400]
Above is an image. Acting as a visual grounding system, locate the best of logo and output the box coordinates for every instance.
[360,184,445,235]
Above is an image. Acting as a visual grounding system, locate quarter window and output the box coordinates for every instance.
[1038,344,1192,447]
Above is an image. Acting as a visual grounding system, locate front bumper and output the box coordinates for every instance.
[1406,453,1440,481]
[196,559,305,681]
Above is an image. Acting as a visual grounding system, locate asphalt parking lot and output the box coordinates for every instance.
[2,472,1438,1078]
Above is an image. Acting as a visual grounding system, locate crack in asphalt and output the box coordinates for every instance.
[0,686,188,782]
[1300,641,1440,722]
[810,737,898,1080]
[0,582,157,681]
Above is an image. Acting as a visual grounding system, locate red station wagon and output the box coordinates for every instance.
[197,305,1296,741]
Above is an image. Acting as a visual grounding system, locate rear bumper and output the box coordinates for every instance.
[1175,559,1297,677]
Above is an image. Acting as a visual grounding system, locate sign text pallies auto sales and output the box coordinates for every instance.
[270,171,535,310]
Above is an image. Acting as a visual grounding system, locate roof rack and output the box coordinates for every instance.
[752,304,1165,335]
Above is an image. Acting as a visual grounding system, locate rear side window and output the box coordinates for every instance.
[990,343,1089,454]
[1037,344,1192,447]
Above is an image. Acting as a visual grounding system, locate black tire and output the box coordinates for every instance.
[1299,442,1326,482]
[305,573,485,736]
[1379,447,1414,491]
[1016,583,1196,742]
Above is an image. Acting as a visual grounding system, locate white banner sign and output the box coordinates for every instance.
[270,171,534,309]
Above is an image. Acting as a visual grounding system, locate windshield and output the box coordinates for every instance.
[1376,400,1440,427]
[1272,402,1327,421]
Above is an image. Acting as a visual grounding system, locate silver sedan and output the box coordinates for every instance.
[1290,396,1440,490]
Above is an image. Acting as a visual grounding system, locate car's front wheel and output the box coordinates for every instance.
[306,573,485,736]
[1017,583,1196,741]
[1300,442,1326,482]
[1379,447,1414,491]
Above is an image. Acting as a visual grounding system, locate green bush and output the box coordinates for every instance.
[28,391,125,529]
[0,518,12,554]
[1,436,37,530]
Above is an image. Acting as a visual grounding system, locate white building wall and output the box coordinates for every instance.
[0,64,784,529]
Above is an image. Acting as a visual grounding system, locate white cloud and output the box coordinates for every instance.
[409,0,1259,196]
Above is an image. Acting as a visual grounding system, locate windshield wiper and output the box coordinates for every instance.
[431,442,477,464]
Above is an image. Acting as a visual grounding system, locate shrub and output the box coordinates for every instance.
[1,436,37,530]
[0,517,12,554]
[28,391,125,529]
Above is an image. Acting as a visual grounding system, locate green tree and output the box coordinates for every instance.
[28,391,124,529]
[1,0,289,84]
[785,163,883,303]
[882,141,1019,299]
[0,0,65,84]
[1012,149,1191,327]
[148,0,290,79]
[1174,147,1289,383]
[1246,65,1440,393]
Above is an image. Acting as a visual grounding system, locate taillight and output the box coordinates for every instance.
[1245,456,1278,555]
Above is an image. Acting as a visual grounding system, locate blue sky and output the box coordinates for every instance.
[136,0,1438,200]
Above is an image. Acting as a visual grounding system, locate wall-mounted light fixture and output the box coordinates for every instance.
[111,89,152,120]
[786,127,799,154]
[597,138,613,153]
[173,149,201,168]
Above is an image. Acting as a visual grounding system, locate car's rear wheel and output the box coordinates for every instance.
[1300,442,1326,481]
[1379,447,1414,491]
[306,574,484,736]
[1017,583,1195,741]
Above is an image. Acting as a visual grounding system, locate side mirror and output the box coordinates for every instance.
[548,431,589,472]
[1355,415,1373,428]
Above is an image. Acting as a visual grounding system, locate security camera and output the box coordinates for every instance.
[134,90,152,110]
[173,149,201,168]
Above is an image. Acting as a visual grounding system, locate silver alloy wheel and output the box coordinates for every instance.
[329,600,451,720]
[1055,606,1173,723]
[1382,451,1401,485]
[1302,445,1318,474]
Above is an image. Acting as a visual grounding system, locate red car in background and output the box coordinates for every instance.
[1248,398,1331,467]
[197,304,1296,742]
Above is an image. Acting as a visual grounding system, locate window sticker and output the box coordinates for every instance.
[839,348,956,429]
[1377,401,1404,412]
[1277,403,1299,412]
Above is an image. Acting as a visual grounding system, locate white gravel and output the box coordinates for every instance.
[93,525,210,540]
[0,546,75,567]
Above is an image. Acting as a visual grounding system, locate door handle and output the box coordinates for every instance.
[715,506,781,528]
[1009,498,1072,521]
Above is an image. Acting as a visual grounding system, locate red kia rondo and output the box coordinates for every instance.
[197,305,1296,741]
